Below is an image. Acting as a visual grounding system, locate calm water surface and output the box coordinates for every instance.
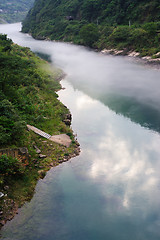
[0,23,160,240]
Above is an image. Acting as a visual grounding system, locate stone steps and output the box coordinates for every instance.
[27,125,51,139]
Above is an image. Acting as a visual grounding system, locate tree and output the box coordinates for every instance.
[80,23,99,47]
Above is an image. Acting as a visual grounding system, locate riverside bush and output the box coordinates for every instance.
[80,23,99,47]
[0,155,25,176]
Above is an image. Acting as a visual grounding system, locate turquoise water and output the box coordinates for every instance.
[1,23,160,240]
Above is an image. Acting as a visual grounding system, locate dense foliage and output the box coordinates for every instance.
[0,34,68,147]
[22,0,160,55]
[0,154,25,175]
[0,0,34,23]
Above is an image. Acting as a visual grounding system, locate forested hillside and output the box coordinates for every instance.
[22,0,160,56]
[0,0,34,23]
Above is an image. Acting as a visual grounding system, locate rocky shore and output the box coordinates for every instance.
[101,48,160,68]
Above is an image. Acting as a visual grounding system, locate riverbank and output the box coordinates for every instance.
[100,48,160,68]
[28,33,160,69]
[0,37,80,229]
[0,89,80,229]
[0,134,80,228]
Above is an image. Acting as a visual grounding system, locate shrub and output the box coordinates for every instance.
[80,23,99,47]
[0,100,25,145]
[130,28,148,48]
[109,26,131,43]
[0,154,25,176]
[142,22,157,36]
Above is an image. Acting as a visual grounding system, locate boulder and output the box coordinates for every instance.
[0,192,4,198]
[39,154,47,158]
[33,145,41,154]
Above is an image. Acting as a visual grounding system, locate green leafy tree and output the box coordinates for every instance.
[81,0,101,22]
[129,28,148,48]
[142,22,157,36]
[109,26,131,43]
[80,23,99,47]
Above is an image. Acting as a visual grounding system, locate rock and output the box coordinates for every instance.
[101,49,113,54]
[155,52,160,56]
[128,51,140,57]
[58,159,63,163]
[102,48,130,56]
[113,50,124,55]
[72,154,77,158]
[49,134,72,147]
[4,186,9,190]
[0,192,4,198]
[0,220,5,226]
[33,145,41,154]
[63,119,71,126]
[63,113,72,126]
[39,154,47,158]
[38,170,46,178]
[142,56,151,60]
[39,166,44,169]
[8,215,14,221]
[75,141,80,146]
[63,157,69,162]
[19,147,28,155]
[65,113,72,120]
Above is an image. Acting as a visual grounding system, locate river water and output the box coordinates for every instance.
[1,23,160,240]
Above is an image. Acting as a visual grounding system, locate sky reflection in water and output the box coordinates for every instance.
[2,80,160,239]
[0,23,160,240]
[1,23,160,132]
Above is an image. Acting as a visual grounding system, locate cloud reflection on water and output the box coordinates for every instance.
[1,23,160,239]
[1,23,160,133]
[59,80,160,222]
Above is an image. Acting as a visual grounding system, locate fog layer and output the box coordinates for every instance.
[1,23,160,131]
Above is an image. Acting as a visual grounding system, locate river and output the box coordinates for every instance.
[1,23,160,240]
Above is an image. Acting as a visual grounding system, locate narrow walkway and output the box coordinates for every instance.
[27,125,51,139]
[27,125,71,147]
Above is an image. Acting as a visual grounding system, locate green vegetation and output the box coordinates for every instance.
[0,34,64,146]
[98,22,160,56]
[0,0,34,23]
[0,34,79,226]
[80,23,99,47]
[0,155,25,176]
[22,0,160,55]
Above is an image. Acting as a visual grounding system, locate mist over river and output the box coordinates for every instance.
[1,23,160,240]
